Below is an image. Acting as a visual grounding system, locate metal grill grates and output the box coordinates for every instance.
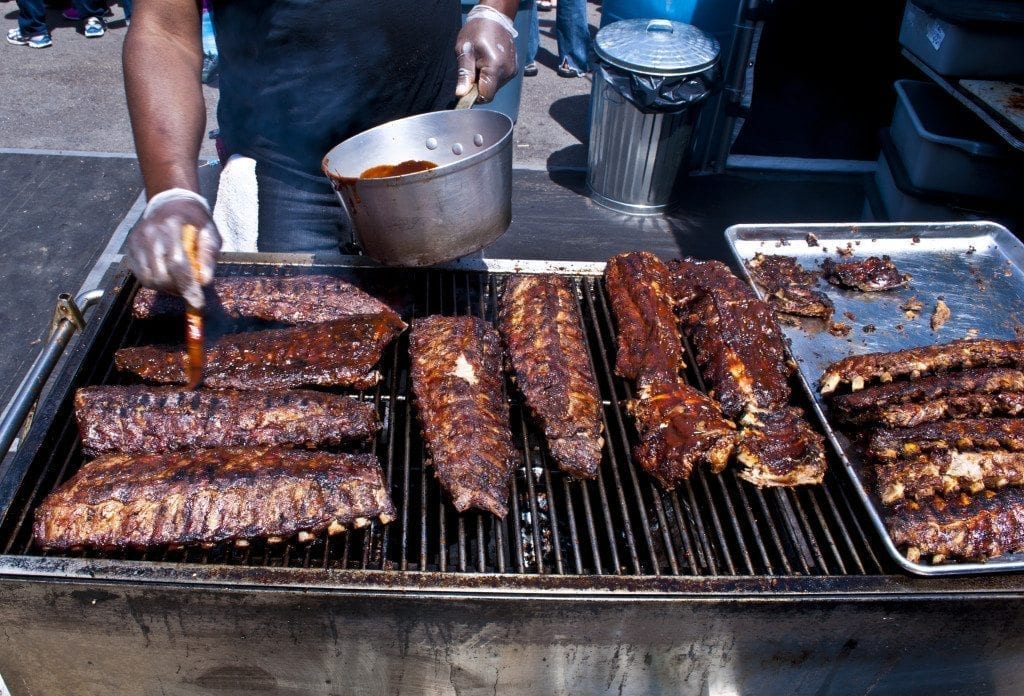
[0,262,891,577]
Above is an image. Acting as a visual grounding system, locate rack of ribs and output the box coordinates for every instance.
[888,488,1024,563]
[670,258,793,417]
[821,256,909,292]
[75,385,380,456]
[867,418,1024,462]
[604,251,686,384]
[133,275,404,327]
[497,275,604,479]
[115,313,406,390]
[33,447,396,550]
[604,253,736,488]
[670,257,826,487]
[819,338,1024,394]
[736,407,827,487]
[830,368,1024,426]
[876,450,1024,504]
[628,375,737,488]
[744,253,834,320]
[409,315,518,517]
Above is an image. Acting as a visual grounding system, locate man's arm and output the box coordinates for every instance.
[122,0,220,307]
[123,0,206,196]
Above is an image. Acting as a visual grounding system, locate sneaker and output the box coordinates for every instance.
[83,16,105,38]
[523,62,538,77]
[556,60,584,78]
[6,28,53,48]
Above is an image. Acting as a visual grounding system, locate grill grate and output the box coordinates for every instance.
[0,262,891,577]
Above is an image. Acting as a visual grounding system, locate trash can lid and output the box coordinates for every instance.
[595,18,720,77]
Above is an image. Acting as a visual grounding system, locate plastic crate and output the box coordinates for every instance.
[899,0,1024,77]
[890,80,1019,200]
[875,130,967,222]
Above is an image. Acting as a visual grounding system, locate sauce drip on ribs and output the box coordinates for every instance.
[75,385,380,456]
[498,275,604,479]
[605,253,736,488]
[133,274,404,327]
[409,315,519,517]
[33,448,396,550]
[114,314,406,390]
[670,258,826,487]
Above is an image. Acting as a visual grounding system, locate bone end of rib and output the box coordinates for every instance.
[851,376,865,391]
[234,539,250,548]
[297,531,316,544]
[820,373,840,394]
[327,520,347,536]
[266,536,283,544]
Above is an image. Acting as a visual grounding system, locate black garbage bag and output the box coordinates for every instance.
[596,62,720,113]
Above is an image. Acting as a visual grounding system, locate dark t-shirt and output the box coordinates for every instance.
[211,0,461,178]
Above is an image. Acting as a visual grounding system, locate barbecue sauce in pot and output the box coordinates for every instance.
[360,160,438,179]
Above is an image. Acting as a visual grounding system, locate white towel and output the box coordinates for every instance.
[212,155,259,253]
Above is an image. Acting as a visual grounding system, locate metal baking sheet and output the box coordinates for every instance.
[726,221,1024,576]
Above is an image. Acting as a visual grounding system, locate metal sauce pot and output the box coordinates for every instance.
[322,108,514,267]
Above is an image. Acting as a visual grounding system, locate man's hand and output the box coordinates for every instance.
[455,3,519,103]
[126,190,221,309]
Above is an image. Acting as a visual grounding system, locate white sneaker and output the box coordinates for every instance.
[84,16,105,38]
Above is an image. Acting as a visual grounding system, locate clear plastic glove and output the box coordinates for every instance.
[126,188,221,309]
[455,4,518,103]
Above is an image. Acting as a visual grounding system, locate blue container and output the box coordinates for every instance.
[461,0,534,123]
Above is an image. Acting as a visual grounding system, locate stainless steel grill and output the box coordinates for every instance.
[0,258,891,580]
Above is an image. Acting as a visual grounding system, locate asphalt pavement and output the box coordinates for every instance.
[0,1,595,166]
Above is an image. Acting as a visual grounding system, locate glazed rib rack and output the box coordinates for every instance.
[0,261,891,578]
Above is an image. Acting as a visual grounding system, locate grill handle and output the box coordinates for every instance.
[0,289,104,460]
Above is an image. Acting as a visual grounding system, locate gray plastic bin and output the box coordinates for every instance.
[899,0,1024,77]
[876,129,968,222]
[890,79,1019,200]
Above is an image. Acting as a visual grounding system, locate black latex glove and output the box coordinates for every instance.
[455,6,518,103]
[126,194,221,309]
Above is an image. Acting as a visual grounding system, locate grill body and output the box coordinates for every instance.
[0,256,1022,695]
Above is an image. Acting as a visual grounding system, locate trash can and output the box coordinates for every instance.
[587,19,720,215]
[461,0,534,123]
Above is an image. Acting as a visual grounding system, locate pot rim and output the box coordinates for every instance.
[321,109,514,186]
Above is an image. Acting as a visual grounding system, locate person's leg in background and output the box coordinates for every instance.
[121,0,131,23]
[555,0,589,77]
[524,0,538,76]
[73,0,109,37]
[7,0,52,47]
[201,0,218,84]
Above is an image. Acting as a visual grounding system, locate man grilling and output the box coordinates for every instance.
[123,0,519,308]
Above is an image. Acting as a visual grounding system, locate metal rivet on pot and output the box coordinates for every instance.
[473,134,484,147]
[452,143,464,156]
[425,137,438,150]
